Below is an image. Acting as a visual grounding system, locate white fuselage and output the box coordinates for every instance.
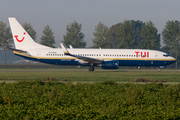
[14,48,176,67]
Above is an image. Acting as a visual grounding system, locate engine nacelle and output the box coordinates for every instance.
[102,61,119,69]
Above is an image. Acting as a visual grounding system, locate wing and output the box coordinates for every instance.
[75,55,102,64]
[60,43,102,64]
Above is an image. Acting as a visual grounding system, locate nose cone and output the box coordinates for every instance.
[170,56,176,62]
[164,56,176,65]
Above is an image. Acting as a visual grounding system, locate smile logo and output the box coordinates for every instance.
[14,32,26,42]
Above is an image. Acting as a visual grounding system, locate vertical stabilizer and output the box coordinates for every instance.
[8,17,50,50]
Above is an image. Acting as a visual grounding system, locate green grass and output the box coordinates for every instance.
[0,68,180,82]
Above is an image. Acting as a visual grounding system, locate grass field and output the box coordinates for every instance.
[0,68,180,82]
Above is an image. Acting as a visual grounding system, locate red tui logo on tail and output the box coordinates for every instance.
[14,32,26,42]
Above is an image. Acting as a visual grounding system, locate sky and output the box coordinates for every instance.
[0,0,180,47]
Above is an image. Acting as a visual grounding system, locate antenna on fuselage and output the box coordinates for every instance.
[69,45,73,49]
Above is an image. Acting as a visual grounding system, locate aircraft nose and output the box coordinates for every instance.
[171,57,176,61]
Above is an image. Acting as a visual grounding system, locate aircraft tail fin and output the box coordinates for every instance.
[8,17,50,50]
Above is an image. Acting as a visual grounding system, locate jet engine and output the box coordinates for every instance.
[101,61,119,69]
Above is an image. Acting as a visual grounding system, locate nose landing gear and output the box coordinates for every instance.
[157,68,161,72]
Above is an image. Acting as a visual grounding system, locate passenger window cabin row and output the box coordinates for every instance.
[46,54,149,57]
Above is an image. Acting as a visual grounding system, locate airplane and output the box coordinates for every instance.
[8,17,176,72]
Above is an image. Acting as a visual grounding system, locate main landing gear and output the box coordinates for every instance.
[89,66,95,72]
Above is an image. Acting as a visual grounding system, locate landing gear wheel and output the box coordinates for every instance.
[89,66,94,71]
[157,68,161,72]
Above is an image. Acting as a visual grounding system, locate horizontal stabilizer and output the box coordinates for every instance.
[6,47,27,53]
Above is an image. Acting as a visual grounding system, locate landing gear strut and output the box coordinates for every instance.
[89,66,95,71]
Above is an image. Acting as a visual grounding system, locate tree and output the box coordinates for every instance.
[40,25,55,48]
[23,22,37,41]
[0,21,13,67]
[162,20,180,69]
[92,22,110,48]
[63,21,86,48]
[108,20,160,49]
[108,24,120,48]
[140,21,160,50]
[108,21,143,49]
[115,20,138,49]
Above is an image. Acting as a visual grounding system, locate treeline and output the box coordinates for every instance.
[0,20,180,68]
[93,21,160,49]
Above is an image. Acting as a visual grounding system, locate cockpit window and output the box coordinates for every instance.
[163,54,170,57]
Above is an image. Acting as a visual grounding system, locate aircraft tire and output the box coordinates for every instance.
[89,66,94,71]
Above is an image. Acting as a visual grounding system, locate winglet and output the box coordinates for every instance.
[60,43,70,55]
